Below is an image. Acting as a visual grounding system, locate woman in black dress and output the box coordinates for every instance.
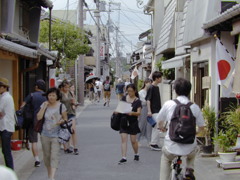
[118,84,142,164]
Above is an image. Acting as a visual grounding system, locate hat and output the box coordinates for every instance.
[35,79,46,91]
[0,77,9,87]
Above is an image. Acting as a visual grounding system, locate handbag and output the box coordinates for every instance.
[34,108,47,133]
[14,111,24,130]
[58,120,73,144]
[110,113,121,131]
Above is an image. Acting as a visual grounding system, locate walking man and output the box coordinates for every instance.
[115,78,125,101]
[21,80,46,167]
[0,77,15,169]
[157,78,205,180]
[146,71,162,151]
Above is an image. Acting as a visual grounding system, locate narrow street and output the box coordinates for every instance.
[27,94,161,180]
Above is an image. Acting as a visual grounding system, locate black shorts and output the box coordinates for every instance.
[28,120,38,143]
[119,117,140,135]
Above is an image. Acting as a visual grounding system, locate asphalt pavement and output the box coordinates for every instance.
[27,94,161,180]
[1,93,240,180]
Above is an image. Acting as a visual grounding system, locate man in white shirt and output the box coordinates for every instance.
[95,78,102,102]
[0,77,15,169]
[156,78,205,180]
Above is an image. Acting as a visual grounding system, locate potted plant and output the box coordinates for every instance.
[202,105,216,154]
[213,106,240,162]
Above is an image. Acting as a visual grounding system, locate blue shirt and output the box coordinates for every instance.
[25,91,46,119]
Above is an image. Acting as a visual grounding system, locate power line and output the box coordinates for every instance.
[119,0,151,25]
[84,2,102,33]
[120,10,144,31]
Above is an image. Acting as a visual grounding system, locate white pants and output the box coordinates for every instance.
[150,113,160,145]
[159,146,197,180]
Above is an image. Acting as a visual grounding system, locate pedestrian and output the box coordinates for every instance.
[156,78,205,180]
[60,81,79,155]
[0,77,15,170]
[137,78,152,144]
[124,78,131,94]
[69,83,78,110]
[115,78,125,100]
[88,82,95,103]
[117,84,142,164]
[103,76,111,106]
[95,78,102,102]
[146,71,162,151]
[37,87,68,180]
[21,79,46,167]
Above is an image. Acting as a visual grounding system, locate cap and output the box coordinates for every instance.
[35,79,46,91]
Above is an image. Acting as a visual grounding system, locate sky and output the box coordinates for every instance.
[50,0,151,56]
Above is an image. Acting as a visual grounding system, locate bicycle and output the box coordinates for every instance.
[171,156,195,180]
[171,156,184,180]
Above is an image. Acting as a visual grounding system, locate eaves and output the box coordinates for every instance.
[203,4,240,32]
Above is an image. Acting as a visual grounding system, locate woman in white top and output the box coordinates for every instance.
[137,78,152,144]
[37,87,68,180]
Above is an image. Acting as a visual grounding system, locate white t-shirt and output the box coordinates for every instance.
[0,92,15,132]
[138,89,147,105]
[156,96,205,155]
[95,81,102,92]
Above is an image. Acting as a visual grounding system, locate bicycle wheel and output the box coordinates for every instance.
[171,169,176,180]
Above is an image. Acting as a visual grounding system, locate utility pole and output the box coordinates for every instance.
[114,3,121,78]
[77,0,85,106]
[94,0,100,77]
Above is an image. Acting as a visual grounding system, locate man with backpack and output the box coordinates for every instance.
[156,78,205,180]
[103,76,111,107]
[21,80,46,167]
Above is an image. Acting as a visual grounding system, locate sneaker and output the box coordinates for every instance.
[185,168,195,180]
[73,148,79,155]
[64,149,73,154]
[134,155,139,161]
[34,161,41,167]
[118,158,127,165]
[103,102,106,106]
[150,144,161,151]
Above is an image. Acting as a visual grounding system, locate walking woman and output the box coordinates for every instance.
[137,78,152,144]
[37,87,68,180]
[60,81,79,155]
[118,84,142,164]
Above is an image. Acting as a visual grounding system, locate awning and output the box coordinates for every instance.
[162,54,190,69]
[0,38,38,58]
[37,47,57,60]
[131,59,145,68]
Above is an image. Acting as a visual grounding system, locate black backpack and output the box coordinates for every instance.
[169,99,196,144]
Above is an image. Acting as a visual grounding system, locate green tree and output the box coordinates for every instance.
[39,19,91,70]
[156,57,175,80]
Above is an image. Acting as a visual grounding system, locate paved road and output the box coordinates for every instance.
[27,94,161,180]
[18,94,240,180]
